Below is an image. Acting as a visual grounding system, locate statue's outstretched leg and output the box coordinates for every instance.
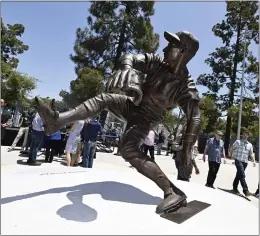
[35,93,129,135]
[121,124,187,214]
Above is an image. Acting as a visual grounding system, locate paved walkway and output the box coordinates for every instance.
[1,146,259,207]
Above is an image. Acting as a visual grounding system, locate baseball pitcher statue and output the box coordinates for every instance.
[35,31,201,215]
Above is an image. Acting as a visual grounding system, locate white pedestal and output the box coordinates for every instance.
[1,167,258,235]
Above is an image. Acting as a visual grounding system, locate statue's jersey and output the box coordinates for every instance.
[106,53,200,110]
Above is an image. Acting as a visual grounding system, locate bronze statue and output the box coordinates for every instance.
[35,31,201,215]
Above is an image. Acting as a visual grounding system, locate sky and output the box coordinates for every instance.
[2,1,229,100]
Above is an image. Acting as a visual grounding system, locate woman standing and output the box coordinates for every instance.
[65,120,84,166]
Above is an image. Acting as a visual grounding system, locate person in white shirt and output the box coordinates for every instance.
[143,129,157,161]
[230,128,256,196]
[27,112,45,166]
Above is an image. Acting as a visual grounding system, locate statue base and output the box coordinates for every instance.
[161,200,210,224]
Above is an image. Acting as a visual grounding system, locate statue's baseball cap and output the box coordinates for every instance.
[176,31,199,56]
[164,31,181,45]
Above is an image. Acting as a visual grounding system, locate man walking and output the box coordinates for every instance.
[203,131,226,189]
[230,128,256,196]
[82,117,102,168]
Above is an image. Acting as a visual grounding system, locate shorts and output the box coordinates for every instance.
[65,136,81,154]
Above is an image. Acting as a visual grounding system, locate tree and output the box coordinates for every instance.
[228,99,258,137]
[199,96,221,133]
[196,1,259,152]
[69,1,159,126]
[162,110,179,133]
[70,1,159,75]
[1,18,29,69]
[1,71,37,106]
[59,67,104,107]
[1,18,37,106]
[59,90,71,109]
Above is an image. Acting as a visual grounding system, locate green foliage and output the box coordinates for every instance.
[162,110,179,132]
[59,90,71,108]
[70,1,159,75]
[196,1,259,149]
[227,99,258,136]
[197,1,258,110]
[1,18,37,106]
[199,96,221,133]
[1,18,29,69]
[1,69,37,106]
[59,67,104,107]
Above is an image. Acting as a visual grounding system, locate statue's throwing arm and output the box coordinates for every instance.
[179,99,201,153]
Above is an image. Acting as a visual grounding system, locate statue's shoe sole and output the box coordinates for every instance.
[156,196,187,215]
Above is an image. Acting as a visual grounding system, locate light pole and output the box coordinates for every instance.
[236,25,248,140]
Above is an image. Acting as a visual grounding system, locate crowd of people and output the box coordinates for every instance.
[1,98,103,168]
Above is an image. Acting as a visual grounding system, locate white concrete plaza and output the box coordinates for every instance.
[1,146,259,235]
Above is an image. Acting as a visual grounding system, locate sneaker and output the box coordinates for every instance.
[244,191,252,197]
[27,159,41,166]
[233,189,240,195]
[205,184,214,188]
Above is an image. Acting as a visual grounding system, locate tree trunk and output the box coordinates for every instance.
[100,6,129,128]
[224,18,242,155]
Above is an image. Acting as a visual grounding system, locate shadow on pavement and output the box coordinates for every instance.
[1,181,162,223]
[218,187,251,201]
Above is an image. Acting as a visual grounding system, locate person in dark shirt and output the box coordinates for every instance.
[82,116,102,168]
[1,99,11,142]
[203,131,226,189]
[8,112,29,152]
[45,130,61,163]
